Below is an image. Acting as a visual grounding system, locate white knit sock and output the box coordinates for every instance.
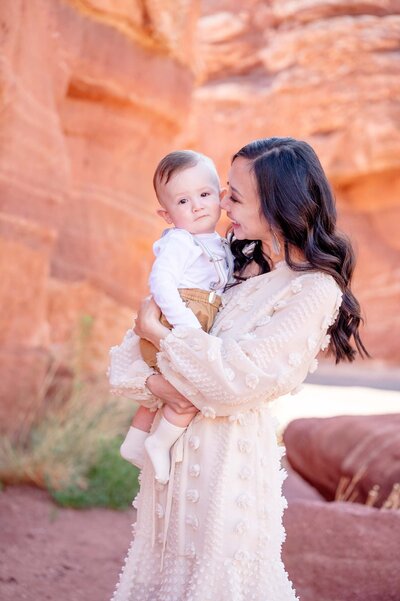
[144,416,186,484]
[120,427,149,469]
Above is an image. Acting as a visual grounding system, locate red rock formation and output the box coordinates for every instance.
[283,463,325,504]
[0,0,198,435]
[0,214,55,436]
[283,414,400,507]
[283,499,400,601]
[188,1,400,362]
[1,1,399,434]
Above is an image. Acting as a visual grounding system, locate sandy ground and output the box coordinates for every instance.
[1,378,399,601]
[0,485,134,601]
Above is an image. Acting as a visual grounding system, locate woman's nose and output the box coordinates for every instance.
[220,191,229,210]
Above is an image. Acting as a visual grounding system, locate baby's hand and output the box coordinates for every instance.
[133,296,161,339]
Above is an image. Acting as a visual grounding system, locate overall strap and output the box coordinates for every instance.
[192,235,234,291]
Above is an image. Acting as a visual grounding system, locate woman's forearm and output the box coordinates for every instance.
[146,374,198,415]
[149,321,170,350]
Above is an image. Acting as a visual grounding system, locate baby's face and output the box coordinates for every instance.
[157,162,222,234]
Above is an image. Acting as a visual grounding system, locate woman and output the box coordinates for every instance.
[111,137,367,601]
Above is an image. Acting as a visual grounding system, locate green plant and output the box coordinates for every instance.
[50,436,140,510]
[0,312,140,509]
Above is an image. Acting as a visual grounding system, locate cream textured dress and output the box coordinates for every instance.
[110,262,342,601]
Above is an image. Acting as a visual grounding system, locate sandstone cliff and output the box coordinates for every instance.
[0,0,198,434]
[0,0,399,434]
[188,0,400,362]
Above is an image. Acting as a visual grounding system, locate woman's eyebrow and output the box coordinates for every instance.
[226,182,243,197]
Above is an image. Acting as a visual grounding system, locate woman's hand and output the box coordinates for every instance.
[146,374,198,415]
[133,296,169,349]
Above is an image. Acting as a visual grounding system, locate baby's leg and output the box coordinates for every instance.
[162,404,195,428]
[145,407,194,485]
[131,405,155,431]
[120,406,155,469]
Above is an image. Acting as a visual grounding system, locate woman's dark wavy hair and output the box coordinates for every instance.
[229,137,369,363]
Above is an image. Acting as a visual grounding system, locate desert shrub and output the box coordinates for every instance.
[0,314,139,509]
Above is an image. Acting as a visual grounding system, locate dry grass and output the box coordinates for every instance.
[0,315,134,492]
[0,379,133,491]
[335,470,400,510]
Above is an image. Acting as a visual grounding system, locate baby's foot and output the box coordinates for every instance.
[120,427,149,469]
[144,435,171,485]
[144,416,186,484]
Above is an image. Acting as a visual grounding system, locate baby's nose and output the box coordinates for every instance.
[192,198,204,211]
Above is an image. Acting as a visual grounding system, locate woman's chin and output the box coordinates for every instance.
[232,224,244,238]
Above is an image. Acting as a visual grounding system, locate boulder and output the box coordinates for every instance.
[283,463,325,504]
[283,499,400,601]
[283,414,400,507]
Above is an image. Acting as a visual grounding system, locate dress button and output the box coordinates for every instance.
[185,515,199,530]
[239,466,253,480]
[201,406,216,419]
[245,373,259,389]
[236,492,253,509]
[185,542,196,558]
[186,489,200,503]
[189,436,200,450]
[189,464,201,478]
[238,439,252,454]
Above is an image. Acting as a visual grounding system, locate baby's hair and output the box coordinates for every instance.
[153,150,219,199]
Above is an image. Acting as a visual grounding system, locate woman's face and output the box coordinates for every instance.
[221,157,270,241]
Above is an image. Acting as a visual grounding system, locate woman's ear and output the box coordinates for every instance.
[156,208,173,224]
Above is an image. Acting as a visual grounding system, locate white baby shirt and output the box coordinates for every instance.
[149,228,232,329]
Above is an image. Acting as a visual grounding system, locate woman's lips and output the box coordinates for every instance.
[227,214,240,228]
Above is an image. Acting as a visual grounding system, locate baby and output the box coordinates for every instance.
[111,150,233,484]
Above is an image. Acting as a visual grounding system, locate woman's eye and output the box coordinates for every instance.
[230,195,239,203]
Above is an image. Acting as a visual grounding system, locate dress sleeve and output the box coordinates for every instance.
[108,329,162,411]
[150,230,203,329]
[156,273,343,417]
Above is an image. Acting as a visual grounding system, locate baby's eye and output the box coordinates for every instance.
[178,198,188,205]
[200,191,210,197]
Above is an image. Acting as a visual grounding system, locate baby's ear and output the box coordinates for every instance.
[219,187,227,200]
[157,208,173,224]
